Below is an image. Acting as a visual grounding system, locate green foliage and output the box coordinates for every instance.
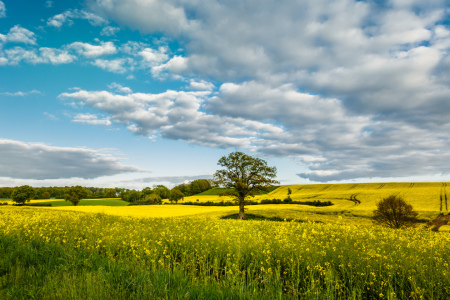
[214,151,278,219]
[373,194,419,229]
[42,191,51,199]
[144,193,162,204]
[120,189,140,203]
[169,188,185,204]
[64,186,89,206]
[11,185,36,205]
[173,179,212,196]
[152,185,170,199]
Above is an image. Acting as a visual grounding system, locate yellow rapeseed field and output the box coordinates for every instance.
[1,205,450,298]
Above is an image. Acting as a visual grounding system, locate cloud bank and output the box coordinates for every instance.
[0,139,143,180]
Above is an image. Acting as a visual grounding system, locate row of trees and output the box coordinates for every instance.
[120,184,188,205]
[172,179,213,196]
[6,180,213,206]
[0,186,121,200]
[1,180,213,202]
[8,185,89,206]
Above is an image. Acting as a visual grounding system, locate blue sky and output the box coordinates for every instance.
[1,0,450,189]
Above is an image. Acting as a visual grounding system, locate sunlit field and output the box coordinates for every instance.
[1,183,449,299]
[184,182,446,212]
[1,206,449,299]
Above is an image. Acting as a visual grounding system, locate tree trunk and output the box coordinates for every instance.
[237,199,246,220]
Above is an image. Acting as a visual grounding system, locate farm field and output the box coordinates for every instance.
[185,182,447,211]
[1,204,450,299]
[1,182,449,299]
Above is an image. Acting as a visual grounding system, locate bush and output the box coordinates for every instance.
[283,197,293,204]
[373,195,419,229]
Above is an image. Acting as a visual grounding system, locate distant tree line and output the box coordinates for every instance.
[0,186,122,200]
[121,179,213,205]
[1,179,213,206]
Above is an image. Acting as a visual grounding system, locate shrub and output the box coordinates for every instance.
[373,195,419,229]
[283,197,293,204]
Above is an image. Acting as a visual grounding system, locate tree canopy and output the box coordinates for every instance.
[11,185,36,205]
[213,151,278,219]
[373,195,419,229]
[64,186,89,206]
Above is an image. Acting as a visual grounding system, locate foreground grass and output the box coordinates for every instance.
[1,206,450,299]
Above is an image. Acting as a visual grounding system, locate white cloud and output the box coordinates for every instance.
[108,82,132,94]
[151,55,187,78]
[4,47,76,65]
[91,58,130,73]
[101,26,120,36]
[69,41,117,58]
[0,89,41,96]
[189,80,215,91]
[47,9,107,28]
[139,46,169,66]
[73,113,112,126]
[0,138,143,180]
[39,47,76,64]
[0,25,36,45]
[0,1,5,18]
[89,0,193,35]
[59,88,284,149]
[45,1,53,8]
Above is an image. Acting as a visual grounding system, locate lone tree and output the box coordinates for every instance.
[214,151,278,219]
[11,185,36,205]
[373,194,419,229]
[169,188,185,204]
[65,186,88,206]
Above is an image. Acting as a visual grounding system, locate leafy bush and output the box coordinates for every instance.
[373,195,419,229]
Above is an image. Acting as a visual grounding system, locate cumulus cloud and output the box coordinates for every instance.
[91,58,130,73]
[108,82,132,94]
[73,113,111,126]
[4,46,76,65]
[89,0,193,35]
[69,41,117,58]
[0,25,36,45]
[0,139,143,180]
[59,88,285,149]
[83,0,450,182]
[47,9,107,28]
[189,80,215,91]
[139,46,169,67]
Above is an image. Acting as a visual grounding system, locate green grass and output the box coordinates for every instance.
[0,234,271,300]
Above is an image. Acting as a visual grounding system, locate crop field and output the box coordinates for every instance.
[1,183,449,299]
[1,205,450,299]
[186,182,448,211]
